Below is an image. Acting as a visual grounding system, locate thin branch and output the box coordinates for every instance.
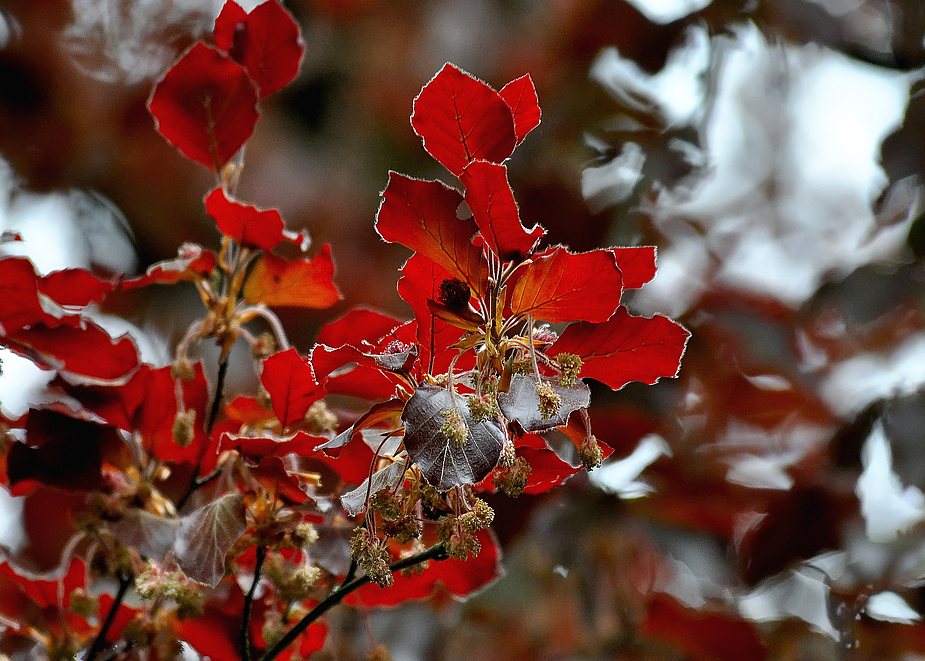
[83,572,132,661]
[258,543,448,661]
[241,546,268,661]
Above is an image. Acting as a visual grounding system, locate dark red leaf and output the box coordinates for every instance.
[377,172,488,294]
[613,246,657,289]
[642,594,767,661]
[509,246,623,323]
[7,322,139,383]
[260,347,324,428]
[121,243,216,290]
[548,307,690,390]
[205,187,289,250]
[352,528,502,606]
[221,431,320,460]
[7,409,127,496]
[214,0,304,97]
[243,245,342,308]
[403,384,504,491]
[397,254,468,376]
[148,42,258,170]
[250,455,310,504]
[460,161,544,262]
[411,64,516,175]
[498,74,541,144]
[37,269,113,307]
[315,307,404,349]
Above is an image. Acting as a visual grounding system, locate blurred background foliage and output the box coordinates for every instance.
[5,0,925,659]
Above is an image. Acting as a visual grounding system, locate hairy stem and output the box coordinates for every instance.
[258,543,448,661]
[241,546,268,661]
[83,572,132,661]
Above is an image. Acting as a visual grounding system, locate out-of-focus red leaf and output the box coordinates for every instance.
[260,347,324,429]
[250,456,309,504]
[221,431,321,460]
[352,528,502,606]
[243,245,342,308]
[613,246,657,289]
[7,322,139,383]
[225,395,275,428]
[205,187,288,250]
[37,269,113,307]
[460,161,544,262]
[411,64,516,176]
[549,307,690,390]
[148,43,258,170]
[641,594,767,661]
[377,172,488,294]
[121,244,216,290]
[509,247,623,323]
[7,409,127,496]
[397,254,468,376]
[498,74,541,144]
[214,0,304,97]
[0,257,48,332]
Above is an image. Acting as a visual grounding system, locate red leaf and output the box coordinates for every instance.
[221,431,320,459]
[460,161,544,261]
[642,594,767,661]
[148,42,258,170]
[7,322,139,383]
[352,528,502,606]
[214,0,304,97]
[377,172,488,294]
[498,74,541,144]
[243,244,342,308]
[121,243,216,290]
[397,254,468,376]
[0,257,49,332]
[411,63,516,176]
[37,269,113,307]
[509,247,623,323]
[613,246,657,289]
[519,445,580,494]
[260,347,324,428]
[548,307,690,390]
[205,187,289,250]
[134,363,211,464]
[315,307,405,349]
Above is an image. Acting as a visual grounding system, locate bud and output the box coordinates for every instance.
[438,278,471,310]
[304,400,337,434]
[439,408,468,446]
[535,381,561,420]
[459,498,494,533]
[493,456,531,497]
[555,353,583,388]
[171,409,196,447]
[466,392,499,423]
[252,331,277,359]
[349,528,393,588]
[171,357,196,382]
[579,435,604,470]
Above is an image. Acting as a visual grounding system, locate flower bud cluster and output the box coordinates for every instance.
[492,456,531,497]
[535,381,561,420]
[439,408,468,446]
[349,527,393,588]
[555,353,583,388]
[135,562,205,619]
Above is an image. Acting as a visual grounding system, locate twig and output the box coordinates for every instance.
[83,572,132,661]
[241,546,268,661]
[258,543,448,661]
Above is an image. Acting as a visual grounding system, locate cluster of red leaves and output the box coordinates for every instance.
[0,2,689,661]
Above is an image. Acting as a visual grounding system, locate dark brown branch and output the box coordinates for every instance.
[83,572,132,661]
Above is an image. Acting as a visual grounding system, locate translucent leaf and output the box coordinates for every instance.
[497,374,590,433]
[175,493,247,586]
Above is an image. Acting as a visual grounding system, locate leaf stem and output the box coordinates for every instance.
[258,543,448,661]
[241,546,268,661]
[83,572,132,661]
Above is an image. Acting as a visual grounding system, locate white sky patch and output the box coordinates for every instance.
[589,434,671,498]
[739,568,838,638]
[856,422,925,543]
[591,26,710,129]
[582,143,646,212]
[613,23,916,315]
[821,333,925,416]
[865,591,921,624]
[622,0,713,24]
